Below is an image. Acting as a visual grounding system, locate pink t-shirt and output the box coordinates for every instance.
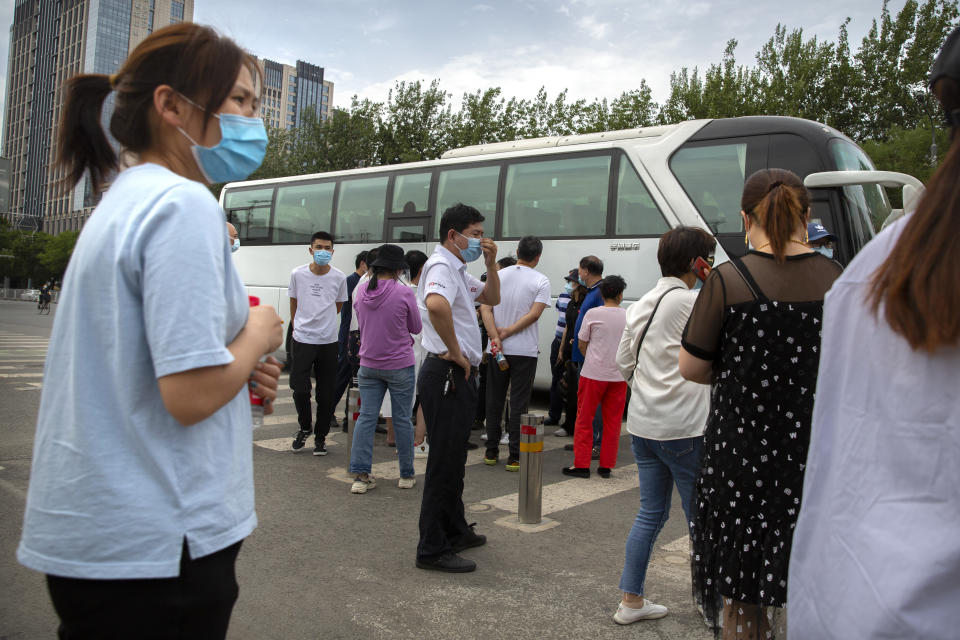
[578,305,627,382]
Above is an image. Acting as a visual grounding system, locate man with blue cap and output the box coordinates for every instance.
[806,222,837,260]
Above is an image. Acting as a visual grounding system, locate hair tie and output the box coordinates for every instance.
[767,180,784,193]
[108,74,118,89]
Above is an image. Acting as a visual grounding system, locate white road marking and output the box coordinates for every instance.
[0,373,44,378]
[324,436,569,483]
[253,436,340,452]
[15,383,43,391]
[480,467,638,517]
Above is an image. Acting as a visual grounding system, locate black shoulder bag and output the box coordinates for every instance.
[629,286,684,380]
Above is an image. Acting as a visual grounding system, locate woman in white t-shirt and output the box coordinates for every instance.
[16,24,282,639]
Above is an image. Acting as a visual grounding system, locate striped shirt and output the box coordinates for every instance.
[554,292,571,337]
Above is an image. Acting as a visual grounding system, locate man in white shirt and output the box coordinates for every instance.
[480,236,550,470]
[416,203,499,574]
[610,227,715,624]
[289,231,348,456]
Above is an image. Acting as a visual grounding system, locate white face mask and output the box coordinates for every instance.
[230,237,240,253]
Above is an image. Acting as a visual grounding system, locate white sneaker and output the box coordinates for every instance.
[350,475,376,494]
[499,433,509,444]
[480,433,488,441]
[414,442,429,458]
[613,600,668,624]
[554,427,571,437]
[398,477,416,489]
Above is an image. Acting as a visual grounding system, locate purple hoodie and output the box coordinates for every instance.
[354,278,422,369]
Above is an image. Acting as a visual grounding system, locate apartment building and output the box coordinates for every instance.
[2,0,194,233]
[259,58,334,131]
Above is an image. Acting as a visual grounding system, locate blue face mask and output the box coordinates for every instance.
[313,249,332,266]
[176,95,268,184]
[564,282,574,294]
[455,231,482,263]
[814,246,834,260]
[230,237,240,253]
[578,276,586,286]
[693,278,704,291]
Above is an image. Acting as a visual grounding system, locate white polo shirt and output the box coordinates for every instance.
[418,245,484,366]
[487,264,551,357]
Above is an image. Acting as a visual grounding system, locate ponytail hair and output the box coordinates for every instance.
[58,74,117,194]
[56,23,260,194]
[867,77,960,352]
[366,266,397,291]
[740,168,810,263]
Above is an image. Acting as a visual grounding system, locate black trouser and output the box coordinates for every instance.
[562,359,579,430]
[417,356,477,561]
[331,330,360,420]
[547,335,564,422]
[289,339,339,441]
[46,540,241,640]
[284,322,294,364]
[485,354,538,461]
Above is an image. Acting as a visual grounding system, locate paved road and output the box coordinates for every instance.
[0,299,710,639]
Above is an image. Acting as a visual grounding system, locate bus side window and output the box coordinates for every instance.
[274,182,334,243]
[615,153,669,236]
[502,155,609,238]
[435,165,500,239]
[336,176,387,244]
[224,187,274,242]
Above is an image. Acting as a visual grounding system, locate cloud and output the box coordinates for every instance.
[471,4,494,11]
[337,44,677,112]
[577,15,610,39]
[677,2,711,18]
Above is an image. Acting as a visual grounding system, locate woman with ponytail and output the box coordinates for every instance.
[17,23,282,638]
[678,168,842,637]
[787,28,960,639]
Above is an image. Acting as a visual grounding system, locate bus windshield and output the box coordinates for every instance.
[829,139,891,235]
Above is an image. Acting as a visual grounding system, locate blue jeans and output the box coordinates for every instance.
[619,435,703,596]
[349,365,415,478]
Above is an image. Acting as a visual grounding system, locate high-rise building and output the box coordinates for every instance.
[2,0,194,233]
[258,58,334,132]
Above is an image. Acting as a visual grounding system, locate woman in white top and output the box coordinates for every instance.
[788,28,960,640]
[611,227,716,625]
[16,24,282,639]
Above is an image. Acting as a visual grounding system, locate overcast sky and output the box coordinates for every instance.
[0,0,908,125]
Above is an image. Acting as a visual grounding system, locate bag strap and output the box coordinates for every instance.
[634,286,684,368]
[729,256,767,302]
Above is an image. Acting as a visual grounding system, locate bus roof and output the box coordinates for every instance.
[440,123,701,159]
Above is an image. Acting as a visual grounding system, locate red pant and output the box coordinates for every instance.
[574,376,627,468]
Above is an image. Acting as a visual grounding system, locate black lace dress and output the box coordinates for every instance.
[681,251,842,635]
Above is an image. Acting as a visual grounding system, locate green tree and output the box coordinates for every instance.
[39,230,79,279]
[378,80,452,164]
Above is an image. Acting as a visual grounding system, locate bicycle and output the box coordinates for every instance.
[38,295,51,315]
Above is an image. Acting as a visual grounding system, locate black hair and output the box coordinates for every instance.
[497,256,517,269]
[311,231,334,246]
[657,226,717,278]
[439,203,485,241]
[600,275,627,300]
[516,235,543,261]
[579,255,604,276]
[355,251,369,269]
[404,250,428,281]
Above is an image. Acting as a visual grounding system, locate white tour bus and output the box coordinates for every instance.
[222,115,920,388]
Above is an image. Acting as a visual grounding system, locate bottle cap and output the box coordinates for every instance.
[248,295,260,307]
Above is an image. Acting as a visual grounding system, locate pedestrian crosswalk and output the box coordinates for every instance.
[0,331,48,390]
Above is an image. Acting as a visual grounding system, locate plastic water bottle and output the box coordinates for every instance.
[248,295,264,429]
[491,344,509,371]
